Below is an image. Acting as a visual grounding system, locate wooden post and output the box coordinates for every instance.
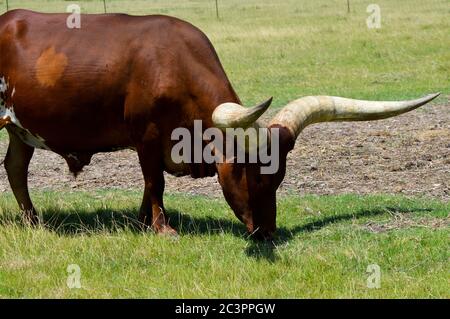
[6,0,9,11]
[215,0,219,20]
[103,0,107,13]
[347,0,350,13]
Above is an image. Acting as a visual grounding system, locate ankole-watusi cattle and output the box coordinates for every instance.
[0,10,440,239]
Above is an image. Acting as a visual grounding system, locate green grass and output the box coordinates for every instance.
[0,0,448,106]
[0,130,7,142]
[0,190,448,298]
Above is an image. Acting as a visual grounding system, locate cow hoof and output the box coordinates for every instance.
[156,225,179,239]
[137,213,153,231]
[138,212,148,224]
[23,212,40,227]
[24,219,40,228]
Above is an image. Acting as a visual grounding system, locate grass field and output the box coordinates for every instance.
[0,191,448,298]
[0,0,448,298]
[0,0,449,106]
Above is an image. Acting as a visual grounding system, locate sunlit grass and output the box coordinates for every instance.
[0,191,448,298]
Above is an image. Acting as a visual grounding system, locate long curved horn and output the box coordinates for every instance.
[269,93,440,138]
[212,97,273,129]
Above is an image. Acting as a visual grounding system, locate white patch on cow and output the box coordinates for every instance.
[0,76,7,94]
[0,75,51,150]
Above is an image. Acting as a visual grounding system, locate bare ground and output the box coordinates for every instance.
[0,101,449,200]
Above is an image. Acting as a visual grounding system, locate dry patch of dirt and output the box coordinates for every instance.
[279,102,449,200]
[0,102,449,200]
[363,214,449,233]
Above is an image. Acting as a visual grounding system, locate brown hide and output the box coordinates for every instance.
[0,10,284,239]
[0,10,238,155]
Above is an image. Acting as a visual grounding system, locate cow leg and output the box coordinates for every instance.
[137,146,177,236]
[4,131,38,225]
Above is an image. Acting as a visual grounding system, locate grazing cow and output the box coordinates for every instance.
[0,10,439,239]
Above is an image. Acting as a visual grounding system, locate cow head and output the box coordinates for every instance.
[212,93,440,240]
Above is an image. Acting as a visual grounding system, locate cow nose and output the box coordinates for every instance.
[243,218,274,241]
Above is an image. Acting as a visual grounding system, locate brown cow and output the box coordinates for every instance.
[0,10,439,239]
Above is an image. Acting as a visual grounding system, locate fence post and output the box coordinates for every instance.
[215,0,219,19]
[6,0,9,11]
[347,0,350,13]
[103,0,107,13]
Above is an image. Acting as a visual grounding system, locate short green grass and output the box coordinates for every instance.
[0,130,7,142]
[0,0,448,106]
[0,191,448,298]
